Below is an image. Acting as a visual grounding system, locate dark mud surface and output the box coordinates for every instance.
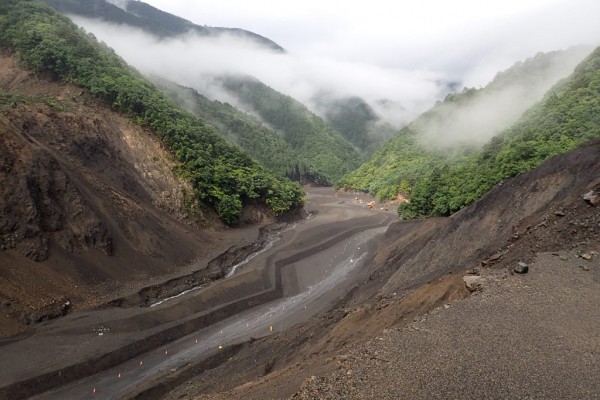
[0,188,394,400]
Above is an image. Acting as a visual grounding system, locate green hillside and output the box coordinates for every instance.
[155,80,325,183]
[42,0,283,51]
[400,45,600,218]
[221,76,363,185]
[0,0,303,224]
[339,47,594,207]
[317,95,395,156]
[42,0,362,185]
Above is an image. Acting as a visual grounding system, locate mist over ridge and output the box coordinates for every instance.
[56,0,600,156]
[68,15,445,129]
[413,46,593,151]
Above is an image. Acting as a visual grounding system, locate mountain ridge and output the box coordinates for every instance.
[42,0,284,51]
[339,46,594,204]
[42,0,367,185]
[221,75,363,184]
[153,78,328,184]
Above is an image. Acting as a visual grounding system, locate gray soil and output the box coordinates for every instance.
[293,250,600,399]
[161,140,600,400]
[0,187,394,400]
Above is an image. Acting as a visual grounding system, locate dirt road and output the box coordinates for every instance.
[0,188,394,400]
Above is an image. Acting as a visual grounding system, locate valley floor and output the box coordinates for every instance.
[163,252,600,400]
[0,188,395,399]
[161,141,600,400]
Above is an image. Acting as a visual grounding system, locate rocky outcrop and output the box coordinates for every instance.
[0,54,219,334]
[514,261,529,274]
[0,147,112,261]
[463,275,484,291]
[583,189,599,206]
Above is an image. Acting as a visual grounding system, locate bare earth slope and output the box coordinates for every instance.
[372,139,599,298]
[168,140,600,400]
[0,54,249,337]
[294,250,600,399]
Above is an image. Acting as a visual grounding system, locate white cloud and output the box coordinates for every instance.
[70,0,600,129]
[105,0,128,11]
[71,16,445,126]
[142,0,600,83]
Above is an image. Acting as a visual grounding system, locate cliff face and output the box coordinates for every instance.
[0,54,219,336]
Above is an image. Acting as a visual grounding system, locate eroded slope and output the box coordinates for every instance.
[0,54,224,337]
[161,139,600,400]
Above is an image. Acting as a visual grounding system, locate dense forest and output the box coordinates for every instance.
[316,95,395,156]
[41,0,364,186]
[0,0,304,224]
[339,47,599,217]
[221,76,363,185]
[156,79,326,183]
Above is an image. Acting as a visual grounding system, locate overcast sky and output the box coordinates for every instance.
[142,0,600,87]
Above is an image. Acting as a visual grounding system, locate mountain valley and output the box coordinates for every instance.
[0,1,599,399]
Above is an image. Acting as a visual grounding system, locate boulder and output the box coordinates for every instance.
[583,190,599,207]
[514,262,529,274]
[463,275,484,292]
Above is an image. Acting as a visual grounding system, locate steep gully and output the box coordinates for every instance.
[0,188,394,400]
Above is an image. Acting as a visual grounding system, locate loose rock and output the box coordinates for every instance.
[463,275,484,292]
[514,262,529,274]
[583,190,599,207]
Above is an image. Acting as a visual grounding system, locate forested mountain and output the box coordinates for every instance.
[0,0,303,224]
[396,45,600,218]
[155,79,325,183]
[42,0,364,185]
[339,47,594,205]
[314,95,396,156]
[42,0,284,51]
[221,76,363,184]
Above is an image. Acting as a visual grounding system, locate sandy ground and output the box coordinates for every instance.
[0,188,394,400]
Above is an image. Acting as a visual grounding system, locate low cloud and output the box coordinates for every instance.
[71,16,446,127]
[70,0,599,146]
[414,47,592,151]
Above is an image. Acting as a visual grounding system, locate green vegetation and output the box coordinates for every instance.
[41,0,360,184]
[319,96,394,156]
[155,80,326,183]
[339,47,600,218]
[0,0,303,224]
[0,85,73,114]
[323,97,376,152]
[222,76,363,185]
[338,130,436,201]
[0,86,27,111]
